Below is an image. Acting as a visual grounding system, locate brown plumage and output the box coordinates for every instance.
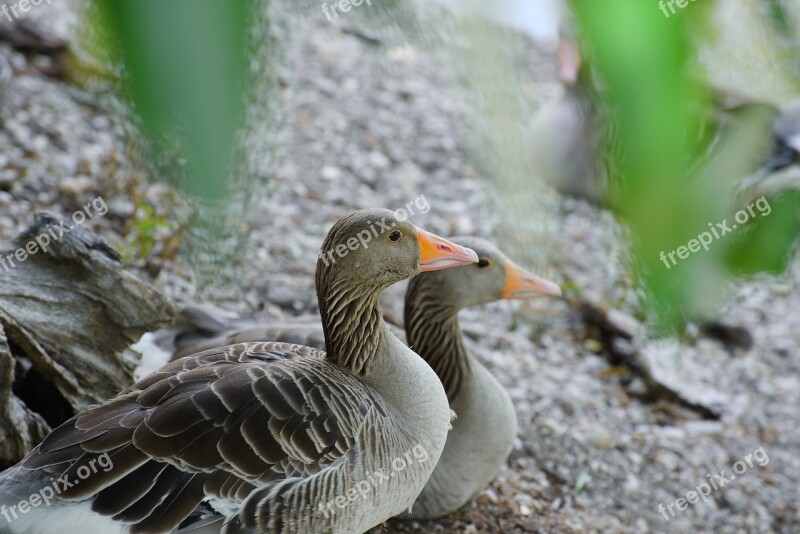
[0,208,478,534]
[138,237,562,524]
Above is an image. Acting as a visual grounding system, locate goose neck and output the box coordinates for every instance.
[404,298,471,403]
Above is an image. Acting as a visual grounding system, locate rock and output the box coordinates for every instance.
[0,53,11,101]
[107,198,135,219]
[321,165,342,181]
[368,150,391,170]
[0,213,175,465]
[58,175,93,198]
[267,285,296,308]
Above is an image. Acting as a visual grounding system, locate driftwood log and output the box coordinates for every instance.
[0,212,175,467]
[573,298,721,420]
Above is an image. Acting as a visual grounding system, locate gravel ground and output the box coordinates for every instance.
[0,1,798,533]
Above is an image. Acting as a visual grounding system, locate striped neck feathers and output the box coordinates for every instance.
[404,280,471,403]
[317,270,384,376]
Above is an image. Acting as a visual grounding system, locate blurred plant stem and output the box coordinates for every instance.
[437,3,561,276]
[90,0,256,291]
[95,0,250,201]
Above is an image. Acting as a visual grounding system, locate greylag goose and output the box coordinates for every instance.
[0,208,479,534]
[137,238,561,521]
[404,237,561,519]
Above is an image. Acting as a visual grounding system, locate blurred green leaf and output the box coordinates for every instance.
[569,0,795,332]
[766,0,792,36]
[95,0,251,201]
[124,203,172,261]
[725,190,800,274]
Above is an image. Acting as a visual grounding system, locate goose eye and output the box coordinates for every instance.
[389,230,402,242]
[477,257,492,268]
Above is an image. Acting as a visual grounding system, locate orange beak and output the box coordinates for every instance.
[416,228,479,272]
[501,259,562,299]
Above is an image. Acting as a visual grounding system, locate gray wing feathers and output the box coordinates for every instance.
[13,342,388,533]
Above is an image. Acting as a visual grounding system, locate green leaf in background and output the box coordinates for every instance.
[95,0,251,202]
[725,190,800,274]
[766,0,793,36]
[568,0,794,332]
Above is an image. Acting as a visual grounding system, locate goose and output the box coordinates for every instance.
[0,208,479,534]
[403,236,561,519]
[137,238,561,522]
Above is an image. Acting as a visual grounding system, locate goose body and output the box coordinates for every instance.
[0,209,479,533]
[409,357,517,519]
[136,238,561,522]
[403,237,561,518]
[1,339,446,534]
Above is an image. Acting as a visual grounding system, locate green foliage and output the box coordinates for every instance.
[94,0,252,202]
[124,204,171,261]
[569,0,799,332]
[725,191,800,274]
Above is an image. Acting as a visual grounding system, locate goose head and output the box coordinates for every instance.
[404,236,561,400]
[315,209,478,294]
[407,236,562,311]
[315,209,478,374]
